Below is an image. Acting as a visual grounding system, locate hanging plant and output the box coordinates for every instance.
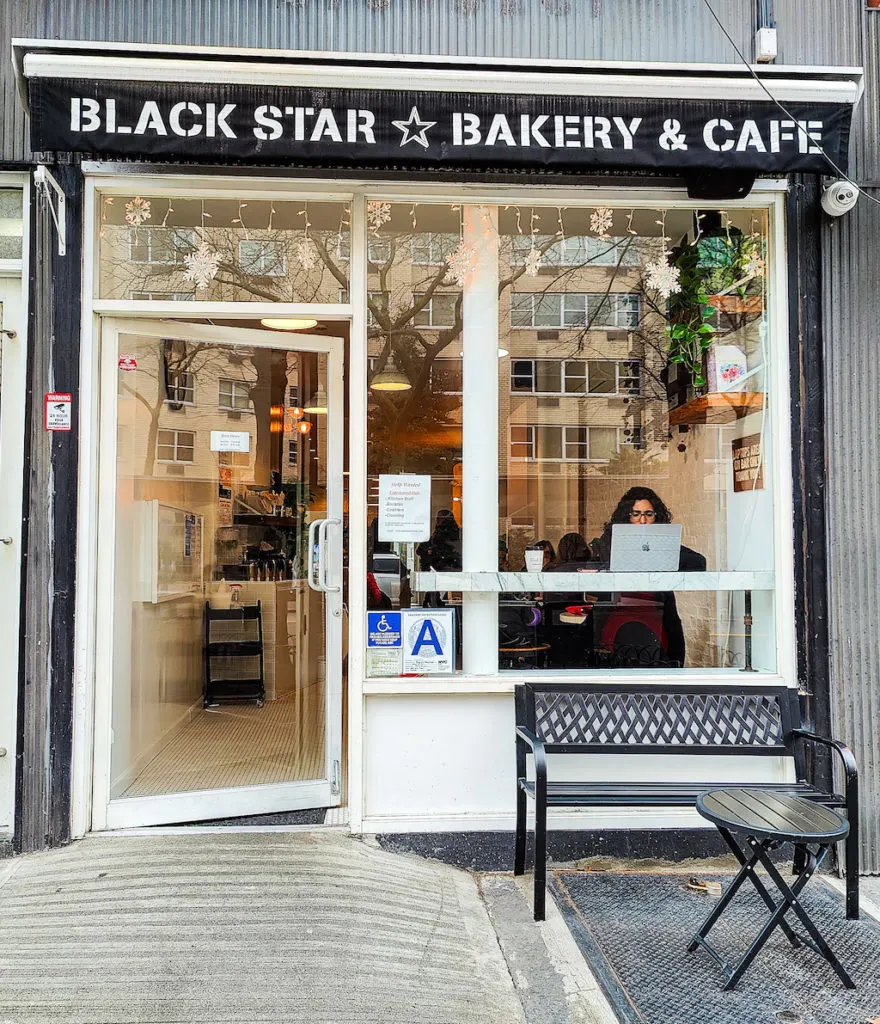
[664,239,717,389]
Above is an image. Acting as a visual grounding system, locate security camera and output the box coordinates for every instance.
[821,180,859,217]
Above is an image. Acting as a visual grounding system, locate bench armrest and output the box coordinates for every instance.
[790,728,858,790]
[515,726,547,793]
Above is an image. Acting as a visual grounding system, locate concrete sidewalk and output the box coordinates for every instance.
[0,833,614,1024]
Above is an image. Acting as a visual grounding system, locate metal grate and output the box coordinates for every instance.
[553,872,880,1024]
[534,691,785,747]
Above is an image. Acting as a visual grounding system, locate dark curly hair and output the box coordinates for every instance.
[603,487,672,530]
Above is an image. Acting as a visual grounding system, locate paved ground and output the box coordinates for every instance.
[0,833,616,1024]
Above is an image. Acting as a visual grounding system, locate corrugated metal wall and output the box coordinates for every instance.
[824,188,880,872]
[2,0,755,163]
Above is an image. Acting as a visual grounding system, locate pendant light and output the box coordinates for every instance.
[370,353,411,392]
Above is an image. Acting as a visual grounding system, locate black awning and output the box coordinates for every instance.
[17,42,864,176]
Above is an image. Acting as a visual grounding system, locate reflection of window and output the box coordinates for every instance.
[412,233,459,265]
[218,449,249,468]
[430,359,463,394]
[165,370,194,405]
[368,239,392,264]
[219,379,251,411]
[238,240,286,276]
[510,235,641,267]
[128,228,197,264]
[510,425,536,460]
[288,386,299,406]
[413,293,458,328]
[367,291,389,328]
[510,359,642,396]
[288,438,298,468]
[509,424,633,461]
[157,429,195,463]
[510,292,640,329]
[130,291,196,301]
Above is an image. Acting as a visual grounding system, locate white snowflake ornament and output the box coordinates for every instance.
[524,247,543,277]
[367,201,392,233]
[590,207,614,238]
[645,257,682,300]
[124,196,151,227]
[183,242,221,289]
[445,242,480,287]
[294,239,317,271]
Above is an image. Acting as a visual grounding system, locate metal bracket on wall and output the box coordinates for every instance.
[33,165,66,256]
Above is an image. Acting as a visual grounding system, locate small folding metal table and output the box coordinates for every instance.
[690,787,855,991]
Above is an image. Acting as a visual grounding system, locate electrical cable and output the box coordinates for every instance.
[702,0,880,207]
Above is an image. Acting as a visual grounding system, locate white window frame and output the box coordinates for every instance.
[413,292,459,329]
[510,357,642,396]
[510,423,640,463]
[156,428,195,463]
[127,227,197,265]
[165,368,195,405]
[218,377,252,411]
[238,238,287,277]
[129,290,196,301]
[510,291,640,330]
[73,175,792,844]
[411,232,459,266]
[510,234,641,267]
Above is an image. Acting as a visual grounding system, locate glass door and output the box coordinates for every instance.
[93,319,344,829]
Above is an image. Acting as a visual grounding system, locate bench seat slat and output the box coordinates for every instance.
[518,780,843,807]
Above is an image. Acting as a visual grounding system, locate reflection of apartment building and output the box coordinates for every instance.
[99,197,350,305]
[117,336,321,569]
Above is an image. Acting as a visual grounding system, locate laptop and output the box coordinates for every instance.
[609,524,682,571]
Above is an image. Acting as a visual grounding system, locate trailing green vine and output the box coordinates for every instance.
[665,240,717,388]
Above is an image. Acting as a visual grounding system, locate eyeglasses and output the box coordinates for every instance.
[629,510,657,520]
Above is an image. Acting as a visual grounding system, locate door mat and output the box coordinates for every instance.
[552,871,880,1024]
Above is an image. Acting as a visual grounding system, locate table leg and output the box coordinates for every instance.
[689,830,799,954]
[756,843,855,990]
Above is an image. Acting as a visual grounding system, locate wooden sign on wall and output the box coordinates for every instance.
[732,433,764,492]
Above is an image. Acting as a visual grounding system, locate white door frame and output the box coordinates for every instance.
[92,317,345,830]
[0,173,29,837]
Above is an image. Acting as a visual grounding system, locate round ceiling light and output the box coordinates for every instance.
[260,317,319,331]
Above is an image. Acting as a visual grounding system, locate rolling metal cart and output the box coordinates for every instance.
[204,600,265,707]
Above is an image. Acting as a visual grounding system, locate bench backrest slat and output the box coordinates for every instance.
[517,683,798,754]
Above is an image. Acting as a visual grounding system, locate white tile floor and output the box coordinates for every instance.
[123,687,326,797]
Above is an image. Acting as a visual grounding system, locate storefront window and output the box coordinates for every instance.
[97,195,350,302]
[497,205,772,672]
[0,189,24,261]
[367,200,775,677]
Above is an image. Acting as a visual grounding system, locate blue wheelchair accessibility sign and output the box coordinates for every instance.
[367,611,402,648]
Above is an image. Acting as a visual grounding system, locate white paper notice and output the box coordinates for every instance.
[210,430,251,453]
[378,474,431,542]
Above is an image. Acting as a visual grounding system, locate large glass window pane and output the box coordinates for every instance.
[98,195,350,302]
[498,204,773,672]
[0,190,24,261]
[365,203,465,675]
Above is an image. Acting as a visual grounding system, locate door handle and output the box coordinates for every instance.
[0,537,12,545]
[307,518,325,593]
[319,519,341,593]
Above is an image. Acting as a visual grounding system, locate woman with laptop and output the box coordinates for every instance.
[588,487,706,667]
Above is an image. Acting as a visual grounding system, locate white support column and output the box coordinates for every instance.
[461,205,499,675]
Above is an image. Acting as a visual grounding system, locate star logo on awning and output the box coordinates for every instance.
[391,106,437,149]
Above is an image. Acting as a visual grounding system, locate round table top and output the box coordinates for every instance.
[696,788,849,844]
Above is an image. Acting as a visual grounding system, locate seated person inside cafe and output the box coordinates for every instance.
[589,486,705,667]
[517,487,705,669]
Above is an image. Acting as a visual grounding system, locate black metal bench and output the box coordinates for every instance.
[514,682,859,922]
